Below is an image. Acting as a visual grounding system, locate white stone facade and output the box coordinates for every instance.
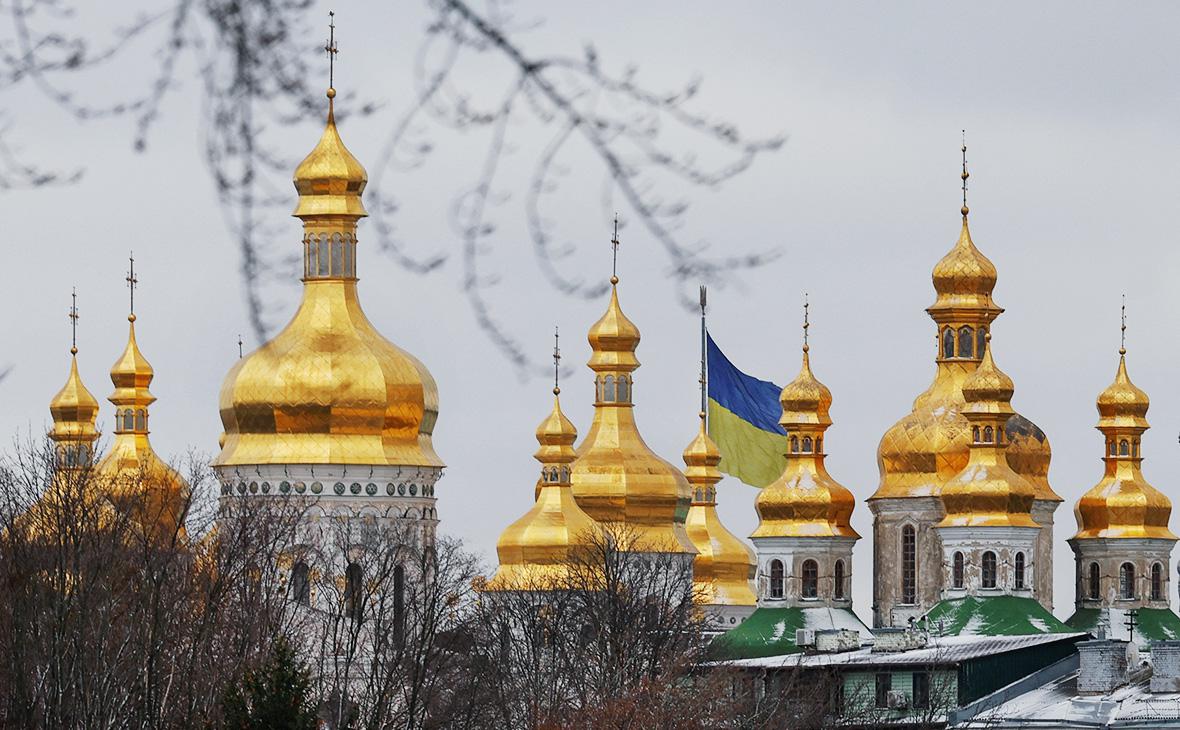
[752,535,856,609]
[1068,537,1174,611]
[937,525,1039,599]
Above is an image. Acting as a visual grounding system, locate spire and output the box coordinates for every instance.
[961,130,970,218]
[49,290,100,459]
[69,288,79,355]
[552,325,561,395]
[698,284,707,421]
[610,213,620,285]
[587,222,640,377]
[110,255,156,434]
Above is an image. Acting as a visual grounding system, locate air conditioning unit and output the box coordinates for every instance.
[795,629,816,647]
[886,690,909,710]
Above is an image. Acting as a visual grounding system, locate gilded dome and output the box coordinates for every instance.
[49,355,100,444]
[683,419,757,606]
[487,393,600,590]
[929,218,1000,314]
[752,347,858,539]
[214,93,443,470]
[938,343,1037,528]
[1073,353,1175,540]
[571,280,695,554]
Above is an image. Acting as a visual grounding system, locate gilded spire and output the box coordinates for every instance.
[49,290,100,455]
[752,301,857,539]
[938,335,1037,528]
[1074,300,1173,540]
[110,255,156,430]
[487,339,599,591]
[586,223,640,374]
[961,130,969,218]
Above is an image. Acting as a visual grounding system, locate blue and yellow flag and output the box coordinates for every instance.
[706,334,787,488]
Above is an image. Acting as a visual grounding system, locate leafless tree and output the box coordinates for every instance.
[1,0,784,373]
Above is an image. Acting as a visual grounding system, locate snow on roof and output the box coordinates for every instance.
[964,671,1180,727]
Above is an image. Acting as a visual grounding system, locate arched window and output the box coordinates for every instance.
[769,560,784,599]
[983,425,994,443]
[942,328,955,359]
[802,559,818,599]
[1119,440,1130,456]
[1152,563,1164,601]
[394,564,406,644]
[972,426,980,443]
[1109,441,1117,457]
[815,438,823,453]
[1089,562,1100,600]
[953,551,964,589]
[317,236,330,276]
[616,376,630,403]
[135,409,146,431]
[122,409,135,431]
[291,561,310,606]
[602,375,616,403]
[330,232,344,275]
[790,436,799,454]
[1133,440,1140,458]
[902,526,917,604]
[1120,562,1135,599]
[346,562,364,622]
[1014,552,1026,590]
[802,436,813,453]
[834,560,846,600]
[976,328,987,358]
[981,551,997,589]
[958,326,974,359]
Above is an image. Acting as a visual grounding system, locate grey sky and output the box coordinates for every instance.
[5,1,1180,621]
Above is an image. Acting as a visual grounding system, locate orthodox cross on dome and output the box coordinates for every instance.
[238,333,244,359]
[698,284,707,421]
[69,288,79,355]
[552,325,561,395]
[961,130,970,217]
[125,253,138,319]
[802,292,810,353]
[610,213,620,285]
[325,11,338,91]
[1120,294,1127,356]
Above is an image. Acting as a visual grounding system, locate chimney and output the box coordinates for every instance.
[1077,639,1136,695]
[1151,641,1180,693]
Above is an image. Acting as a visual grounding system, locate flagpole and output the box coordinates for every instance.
[699,284,708,430]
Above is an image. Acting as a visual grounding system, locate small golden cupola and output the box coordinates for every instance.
[570,225,695,554]
[1074,322,1174,541]
[49,291,100,469]
[98,259,189,541]
[683,289,757,609]
[487,334,600,590]
[752,304,858,540]
[214,72,443,470]
[937,336,1037,528]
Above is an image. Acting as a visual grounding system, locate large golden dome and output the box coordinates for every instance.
[49,354,100,446]
[683,419,757,606]
[872,213,1059,504]
[752,347,858,539]
[214,91,443,469]
[938,340,1037,527]
[487,392,600,590]
[1073,352,1174,540]
[570,280,695,554]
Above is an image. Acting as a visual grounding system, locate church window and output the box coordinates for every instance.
[802,559,818,599]
[1014,552,1026,590]
[976,328,987,358]
[834,560,846,599]
[346,562,364,622]
[1109,441,1117,457]
[958,326,974,359]
[972,426,980,443]
[135,409,146,431]
[317,237,330,277]
[942,328,955,359]
[769,560,784,599]
[901,526,917,604]
[1152,563,1164,601]
[1089,562,1100,600]
[802,436,813,453]
[815,438,822,453]
[1133,440,1140,457]
[331,233,344,275]
[983,425,993,443]
[617,376,630,403]
[1120,562,1135,599]
[602,375,616,403]
[981,551,997,589]
[291,561,310,606]
[952,551,964,589]
[790,436,799,454]
[1119,440,1130,456]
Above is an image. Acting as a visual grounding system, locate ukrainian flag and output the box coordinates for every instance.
[706,334,787,488]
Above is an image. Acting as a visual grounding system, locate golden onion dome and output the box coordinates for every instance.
[938,342,1037,528]
[752,345,858,539]
[49,354,100,445]
[487,392,600,590]
[99,314,189,541]
[571,279,695,554]
[214,90,443,470]
[683,418,757,606]
[1073,351,1175,540]
[929,218,1000,314]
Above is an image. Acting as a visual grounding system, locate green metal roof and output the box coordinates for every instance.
[707,606,870,660]
[922,595,1072,637]
[1067,607,1180,645]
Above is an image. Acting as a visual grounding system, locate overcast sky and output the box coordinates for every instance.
[5,2,1180,621]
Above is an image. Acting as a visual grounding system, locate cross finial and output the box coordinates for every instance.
[1120,294,1127,356]
[238,334,244,359]
[126,253,138,321]
[68,288,79,355]
[325,11,338,95]
[610,214,620,285]
[802,293,810,353]
[961,131,970,217]
[699,284,708,421]
[552,326,562,395]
